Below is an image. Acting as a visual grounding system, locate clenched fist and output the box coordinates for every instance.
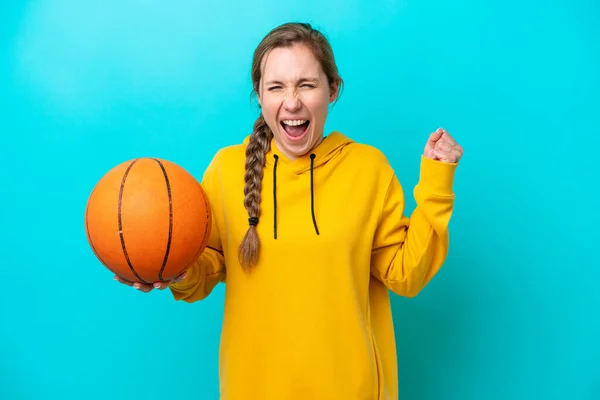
[424,128,464,163]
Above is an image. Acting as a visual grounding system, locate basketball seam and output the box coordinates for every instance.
[196,187,212,259]
[118,158,149,284]
[151,158,173,282]
[86,187,125,280]
[180,187,212,277]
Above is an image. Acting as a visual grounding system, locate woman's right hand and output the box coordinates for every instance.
[114,272,187,293]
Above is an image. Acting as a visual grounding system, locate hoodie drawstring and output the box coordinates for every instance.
[309,154,319,235]
[273,155,279,239]
[272,153,319,239]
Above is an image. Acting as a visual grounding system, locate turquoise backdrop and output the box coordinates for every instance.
[1,0,598,399]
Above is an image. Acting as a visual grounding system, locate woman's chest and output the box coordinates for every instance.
[218,167,389,261]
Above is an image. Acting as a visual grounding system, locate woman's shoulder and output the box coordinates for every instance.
[342,139,394,175]
[348,142,389,162]
[207,141,248,167]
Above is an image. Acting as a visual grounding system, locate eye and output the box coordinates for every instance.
[267,86,282,91]
[301,83,316,89]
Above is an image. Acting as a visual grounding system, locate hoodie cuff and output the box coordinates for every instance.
[417,155,458,196]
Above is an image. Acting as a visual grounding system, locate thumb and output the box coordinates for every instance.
[425,128,444,149]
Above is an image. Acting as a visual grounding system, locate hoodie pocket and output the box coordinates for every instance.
[369,332,383,400]
[366,307,383,400]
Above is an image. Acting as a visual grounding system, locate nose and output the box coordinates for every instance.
[283,90,301,112]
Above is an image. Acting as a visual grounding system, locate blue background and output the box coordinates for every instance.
[1,1,598,399]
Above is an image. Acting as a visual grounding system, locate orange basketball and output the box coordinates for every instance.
[84,157,211,284]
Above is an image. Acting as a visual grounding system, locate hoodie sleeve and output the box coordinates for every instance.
[370,156,457,297]
[169,153,226,303]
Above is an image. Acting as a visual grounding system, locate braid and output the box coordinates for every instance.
[239,22,343,269]
[238,114,273,270]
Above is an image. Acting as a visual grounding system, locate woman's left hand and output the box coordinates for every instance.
[423,128,464,163]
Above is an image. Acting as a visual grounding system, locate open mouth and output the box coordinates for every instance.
[280,119,310,140]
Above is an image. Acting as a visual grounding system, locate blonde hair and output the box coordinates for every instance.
[237,22,344,270]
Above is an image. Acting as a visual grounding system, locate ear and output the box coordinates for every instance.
[255,84,263,108]
[329,80,340,103]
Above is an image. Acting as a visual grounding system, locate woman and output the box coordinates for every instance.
[117,22,463,400]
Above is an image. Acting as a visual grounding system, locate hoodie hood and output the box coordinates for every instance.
[242,131,354,175]
[242,131,354,239]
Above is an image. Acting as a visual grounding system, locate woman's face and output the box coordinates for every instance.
[257,43,338,160]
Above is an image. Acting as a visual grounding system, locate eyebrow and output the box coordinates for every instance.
[264,78,320,85]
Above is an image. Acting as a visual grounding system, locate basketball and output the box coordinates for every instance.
[84,158,211,284]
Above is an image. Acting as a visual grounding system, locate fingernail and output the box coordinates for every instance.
[133,283,141,289]
[153,283,161,288]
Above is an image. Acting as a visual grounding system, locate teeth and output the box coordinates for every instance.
[282,120,307,126]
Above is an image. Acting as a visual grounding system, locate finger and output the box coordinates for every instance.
[425,128,444,148]
[434,140,454,152]
[114,275,133,287]
[153,281,170,290]
[440,130,456,145]
[153,272,187,290]
[451,148,463,161]
[133,282,154,293]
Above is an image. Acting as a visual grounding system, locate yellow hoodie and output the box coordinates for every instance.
[170,131,457,400]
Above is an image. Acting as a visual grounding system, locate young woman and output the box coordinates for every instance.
[117,22,463,400]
